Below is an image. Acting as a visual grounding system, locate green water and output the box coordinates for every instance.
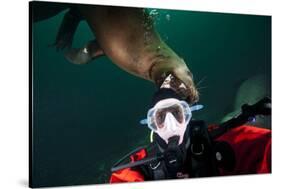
[31,3,271,187]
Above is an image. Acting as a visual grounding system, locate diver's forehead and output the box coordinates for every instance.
[154,98,181,109]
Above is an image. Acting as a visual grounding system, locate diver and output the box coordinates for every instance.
[109,76,271,182]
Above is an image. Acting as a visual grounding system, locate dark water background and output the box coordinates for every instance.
[31,3,271,187]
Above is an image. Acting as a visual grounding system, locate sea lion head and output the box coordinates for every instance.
[150,58,199,105]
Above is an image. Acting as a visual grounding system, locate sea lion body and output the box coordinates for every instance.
[78,5,198,103]
[221,74,271,129]
[33,3,198,103]
[78,6,177,79]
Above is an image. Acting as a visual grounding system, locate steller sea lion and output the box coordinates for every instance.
[221,74,271,129]
[33,3,199,104]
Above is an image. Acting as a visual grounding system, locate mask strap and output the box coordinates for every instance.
[190,104,204,112]
[140,119,148,125]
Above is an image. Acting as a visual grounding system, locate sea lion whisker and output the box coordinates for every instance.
[197,86,207,89]
[197,86,208,93]
[195,76,207,88]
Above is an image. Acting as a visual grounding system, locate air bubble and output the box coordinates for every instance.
[166,14,171,21]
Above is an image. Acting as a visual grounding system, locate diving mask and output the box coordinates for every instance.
[147,98,191,131]
[140,98,203,144]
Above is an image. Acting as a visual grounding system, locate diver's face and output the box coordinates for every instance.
[156,111,187,145]
[148,98,191,145]
[155,103,184,128]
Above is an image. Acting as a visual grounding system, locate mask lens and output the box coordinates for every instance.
[146,99,192,132]
[155,104,184,128]
[170,105,184,123]
[155,110,166,128]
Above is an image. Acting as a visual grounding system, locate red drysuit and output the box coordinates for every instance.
[110,125,271,183]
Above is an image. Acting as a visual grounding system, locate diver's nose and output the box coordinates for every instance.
[165,113,178,132]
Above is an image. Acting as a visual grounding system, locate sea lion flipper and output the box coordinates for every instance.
[64,40,104,65]
[32,1,69,23]
[54,7,83,50]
